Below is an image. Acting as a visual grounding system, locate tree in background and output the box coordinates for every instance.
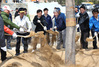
[48,0,99,5]
[65,0,76,65]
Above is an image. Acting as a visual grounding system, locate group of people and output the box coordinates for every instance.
[0,4,66,62]
[76,5,99,49]
[2,3,99,63]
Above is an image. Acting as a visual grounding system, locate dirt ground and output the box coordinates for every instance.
[0,37,99,67]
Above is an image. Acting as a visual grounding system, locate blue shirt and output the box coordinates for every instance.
[43,14,52,30]
[59,12,66,24]
[55,14,66,31]
[89,15,99,32]
[43,15,52,30]
[55,12,66,26]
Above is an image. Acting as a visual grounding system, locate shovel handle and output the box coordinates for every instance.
[39,22,44,28]
[5,34,27,38]
[7,50,15,57]
[93,36,96,39]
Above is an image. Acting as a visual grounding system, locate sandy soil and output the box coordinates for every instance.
[1,37,99,67]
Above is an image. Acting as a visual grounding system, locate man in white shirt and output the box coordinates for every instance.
[14,8,32,56]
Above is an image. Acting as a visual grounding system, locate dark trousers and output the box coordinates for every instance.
[91,30,98,48]
[0,49,6,61]
[16,32,29,54]
[81,31,89,49]
[5,36,11,48]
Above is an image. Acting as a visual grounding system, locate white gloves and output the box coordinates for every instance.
[94,32,98,36]
[1,46,7,52]
[12,33,17,38]
[27,29,31,32]
[13,28,17,31]
[50,28,52,30]
[75,12,80,18]
[76,24,79,28]
[54,26,57,29]
[19,28,24,32]
[37,20,41,23]
[32,50,35,52]
[44,26,47,31]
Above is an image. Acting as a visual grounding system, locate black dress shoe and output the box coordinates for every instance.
[93,47,98,49]
[15,53,20,56]
[23,51,28,53]
[83,47,88,49]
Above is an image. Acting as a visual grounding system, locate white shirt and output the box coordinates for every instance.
[14,15,32,32]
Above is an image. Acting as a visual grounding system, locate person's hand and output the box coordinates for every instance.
[76,24,79,28]
[44,26,47,31]
[27,29,30,32]
[1,46,7,52]
[13,28,17,31]
[50,28,52,30]
[32,50,35,52]
[37,20,41,23]
[54,26,57,30]
[19,28,24,32]
[12,33,17,38]
[94,32,98,36]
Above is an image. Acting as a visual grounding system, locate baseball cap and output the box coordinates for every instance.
[53,9,59,13]
[18,8,25,13]
[55,7,60,11]
[2,5,12,11]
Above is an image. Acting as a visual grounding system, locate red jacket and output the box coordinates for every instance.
[4,25,14,35]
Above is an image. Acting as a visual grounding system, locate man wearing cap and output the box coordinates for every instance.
[0,8,17,61]
[14,8,32,56]
[53,9,66,50]
[1,5,20,30]
[54,7,66,24]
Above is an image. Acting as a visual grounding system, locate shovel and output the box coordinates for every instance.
[39,22,44,28]
[86,36,96,42]
[7,50,15,57]
[75,17,81,42]
[5,31,35,38]
[5,34,27,38]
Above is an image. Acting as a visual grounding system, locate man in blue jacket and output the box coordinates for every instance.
[55,7,66,25]
[43,8,52,30]
[89,8,99,49]
[53,9,66,49]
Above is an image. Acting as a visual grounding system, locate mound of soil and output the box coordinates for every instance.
[1,45,65,67]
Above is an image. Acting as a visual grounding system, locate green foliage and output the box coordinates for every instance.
[48,0,99,5]
[75,0,99,5]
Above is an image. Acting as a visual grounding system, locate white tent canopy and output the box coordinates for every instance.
[27,2,66,15]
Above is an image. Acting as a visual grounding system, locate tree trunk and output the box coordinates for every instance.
[65,0,76,65]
